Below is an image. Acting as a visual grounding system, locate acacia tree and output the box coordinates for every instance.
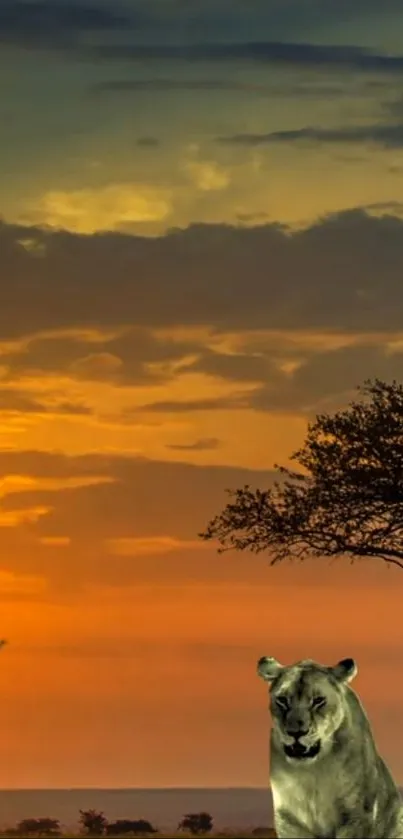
[78,809,108,836]
[177,811,214,834]
[200,379,403,569]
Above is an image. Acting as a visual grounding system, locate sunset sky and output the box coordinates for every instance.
[3,0,403,790]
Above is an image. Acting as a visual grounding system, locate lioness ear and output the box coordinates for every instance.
[331,658,358,684]
[257,656,283,682]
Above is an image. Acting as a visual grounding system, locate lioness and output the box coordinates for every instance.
[257,655,403,838]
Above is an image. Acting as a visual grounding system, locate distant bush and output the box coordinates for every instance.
[105,819,157,835]
[177,812,213,835]
[78,809,108,836]
[15,817,61,836]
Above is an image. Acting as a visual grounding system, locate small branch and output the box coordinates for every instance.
[376,555,403,571]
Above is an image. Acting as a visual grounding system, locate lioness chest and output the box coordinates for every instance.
[271,764,358,837]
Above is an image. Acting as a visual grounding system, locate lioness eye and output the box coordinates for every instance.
[275,695,289,709]
[312,696,326,709]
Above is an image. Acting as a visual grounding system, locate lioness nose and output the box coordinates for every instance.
[287,727,309,739]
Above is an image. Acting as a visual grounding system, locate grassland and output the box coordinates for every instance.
[0,832,276,838]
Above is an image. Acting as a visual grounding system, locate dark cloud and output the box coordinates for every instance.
[0,388,90,415]
[0,449,115,479]
[131,343,403,417]
[90,41,403,74]
[136,136,160,147]
[4,211,403,339]
[0,0,129,49]
[0,460,242,551]
[109,0,403,43]
[247,344,403,414]
[1,327,201,387]
[131,394,249,413]
[3,0,403,69]
[90,78,331,98]
[90,78,382,103]
[218,122,403,149]
[177,348,281,383]
[165,437,222,451]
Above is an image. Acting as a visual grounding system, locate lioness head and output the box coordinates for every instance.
[257,656,357,764]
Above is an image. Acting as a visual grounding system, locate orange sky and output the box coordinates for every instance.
[2,0,403,789]
[2,558,403,787]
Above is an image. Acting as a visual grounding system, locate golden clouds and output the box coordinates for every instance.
[0,474,115,498]
[184,159,231,192]
[30,183,173,232]
[0,321,402,467]
[2,0,403,791]
[0,506,50,526]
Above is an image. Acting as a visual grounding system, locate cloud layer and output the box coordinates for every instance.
[3,0,403,791]
[3,1,403,65]
[2,211,403,338]
[219,123,403,149]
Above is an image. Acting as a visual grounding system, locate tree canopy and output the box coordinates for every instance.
[78,808,108,836]
[200,379,403,569]
[177,811,214,835]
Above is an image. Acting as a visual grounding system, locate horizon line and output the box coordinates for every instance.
[0,785,270,791]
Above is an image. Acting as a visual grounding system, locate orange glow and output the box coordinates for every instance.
[2,6,403,789]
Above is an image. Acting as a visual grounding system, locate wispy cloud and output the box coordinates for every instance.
[166,437,222,451]
[0,387,91,416]
[91,41,403,74]
[218,122,403,148]
[136,395,250,413]
[91,78,284,95]
[90,78,381,101]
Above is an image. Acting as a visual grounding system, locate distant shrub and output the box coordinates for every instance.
[15,817,61,836]
[79,809,108,836]
[177,812,214,835]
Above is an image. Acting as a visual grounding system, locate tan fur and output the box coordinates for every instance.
[257,656,403,838]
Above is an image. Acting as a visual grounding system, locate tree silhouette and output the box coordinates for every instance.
[201,379,403,569]
[15,817,61,836]
[177,811,213,835]
[78,808,108,836]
